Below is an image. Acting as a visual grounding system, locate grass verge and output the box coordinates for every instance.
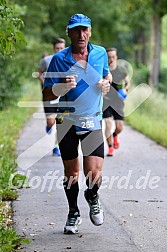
[0,80,41,251]
[126,89,167,148]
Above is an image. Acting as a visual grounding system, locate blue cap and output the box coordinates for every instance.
[67,14,91,29]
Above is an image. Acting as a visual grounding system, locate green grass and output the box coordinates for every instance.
[161,51,167,68]
[126,89,167,148]
[0,201,30,252]
[0,81,41,199]
[0,80,41,251]
[0,226,29,252]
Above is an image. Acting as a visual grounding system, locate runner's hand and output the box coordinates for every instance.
[97,79,110,95]
[52,75,77,97]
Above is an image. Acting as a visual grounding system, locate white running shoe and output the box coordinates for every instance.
[84,190,104,226]
[64,212,82,234]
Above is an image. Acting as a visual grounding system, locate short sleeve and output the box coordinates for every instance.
[44,55,60,87]
[103,51,110,77]
[38,58,47,72]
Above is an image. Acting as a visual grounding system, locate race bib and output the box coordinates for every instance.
[75,115,101,135]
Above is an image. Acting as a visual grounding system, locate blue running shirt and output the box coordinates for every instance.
[44,43,110,119]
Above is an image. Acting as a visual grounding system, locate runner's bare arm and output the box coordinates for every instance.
[37,69,45,84]
[43,75,77,101]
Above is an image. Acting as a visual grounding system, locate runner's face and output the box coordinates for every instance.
[107,51,117,65]
[54,42,65,53]
[68,26,91,50]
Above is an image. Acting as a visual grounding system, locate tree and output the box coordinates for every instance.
[0,0,27,109]
[0,0,26,57]
[149,0,167,87]
[122,0,151,66]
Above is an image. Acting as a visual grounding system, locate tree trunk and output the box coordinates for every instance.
[140,32,147,65]
[149,2,161,87]
[134,31,148,67]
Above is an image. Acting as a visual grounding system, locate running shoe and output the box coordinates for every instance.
[84,190,104,226]
[52,147,61,156]
[113,135,120,149]
[107,146,114,156]
[64,212,82,234]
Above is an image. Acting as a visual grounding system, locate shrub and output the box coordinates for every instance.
[132,63,149,86]
[0,57,22,110]
[158,67,167,93]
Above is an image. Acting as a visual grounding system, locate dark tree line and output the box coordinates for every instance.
[1,0,167,109]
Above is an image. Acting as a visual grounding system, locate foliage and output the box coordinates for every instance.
[0,56,23,110]
[0,82,40,252]
[10,173,28,190]
[0,81,39,251]
[0,0,26,57]
[14,0,49,38]
[162,14,167,50]
[132,64,149,86]
[0,39,49,111]
[0,81,40,201]
[0,201,23,251]
[0,189,18,201]
[0,0,27,110]
[126,89,167,148]
[158,67,167,93]
[158,51,167,94]
[156,0,167,17]
[0,0,166,110]
[16,0,135,53]
[0,226,29,252]
[13,39,52,80]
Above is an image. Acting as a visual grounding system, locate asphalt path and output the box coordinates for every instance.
[14,112,167,252]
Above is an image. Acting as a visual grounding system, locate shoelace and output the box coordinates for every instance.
[67,214,78,226]
[90,199,101,215]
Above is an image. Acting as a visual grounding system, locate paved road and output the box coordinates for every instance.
[14,112,167,252]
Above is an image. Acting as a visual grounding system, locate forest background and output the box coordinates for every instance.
[1,0,167,109]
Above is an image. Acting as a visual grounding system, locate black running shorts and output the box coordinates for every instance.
[57,119,104,160]
[103,106,124,120]
[43,101,58,117]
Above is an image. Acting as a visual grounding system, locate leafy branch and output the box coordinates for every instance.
[0,0,26,57]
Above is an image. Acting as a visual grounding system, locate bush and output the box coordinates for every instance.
[132,63,149,86]
[158,67,167,93]
[0,56,22,110]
